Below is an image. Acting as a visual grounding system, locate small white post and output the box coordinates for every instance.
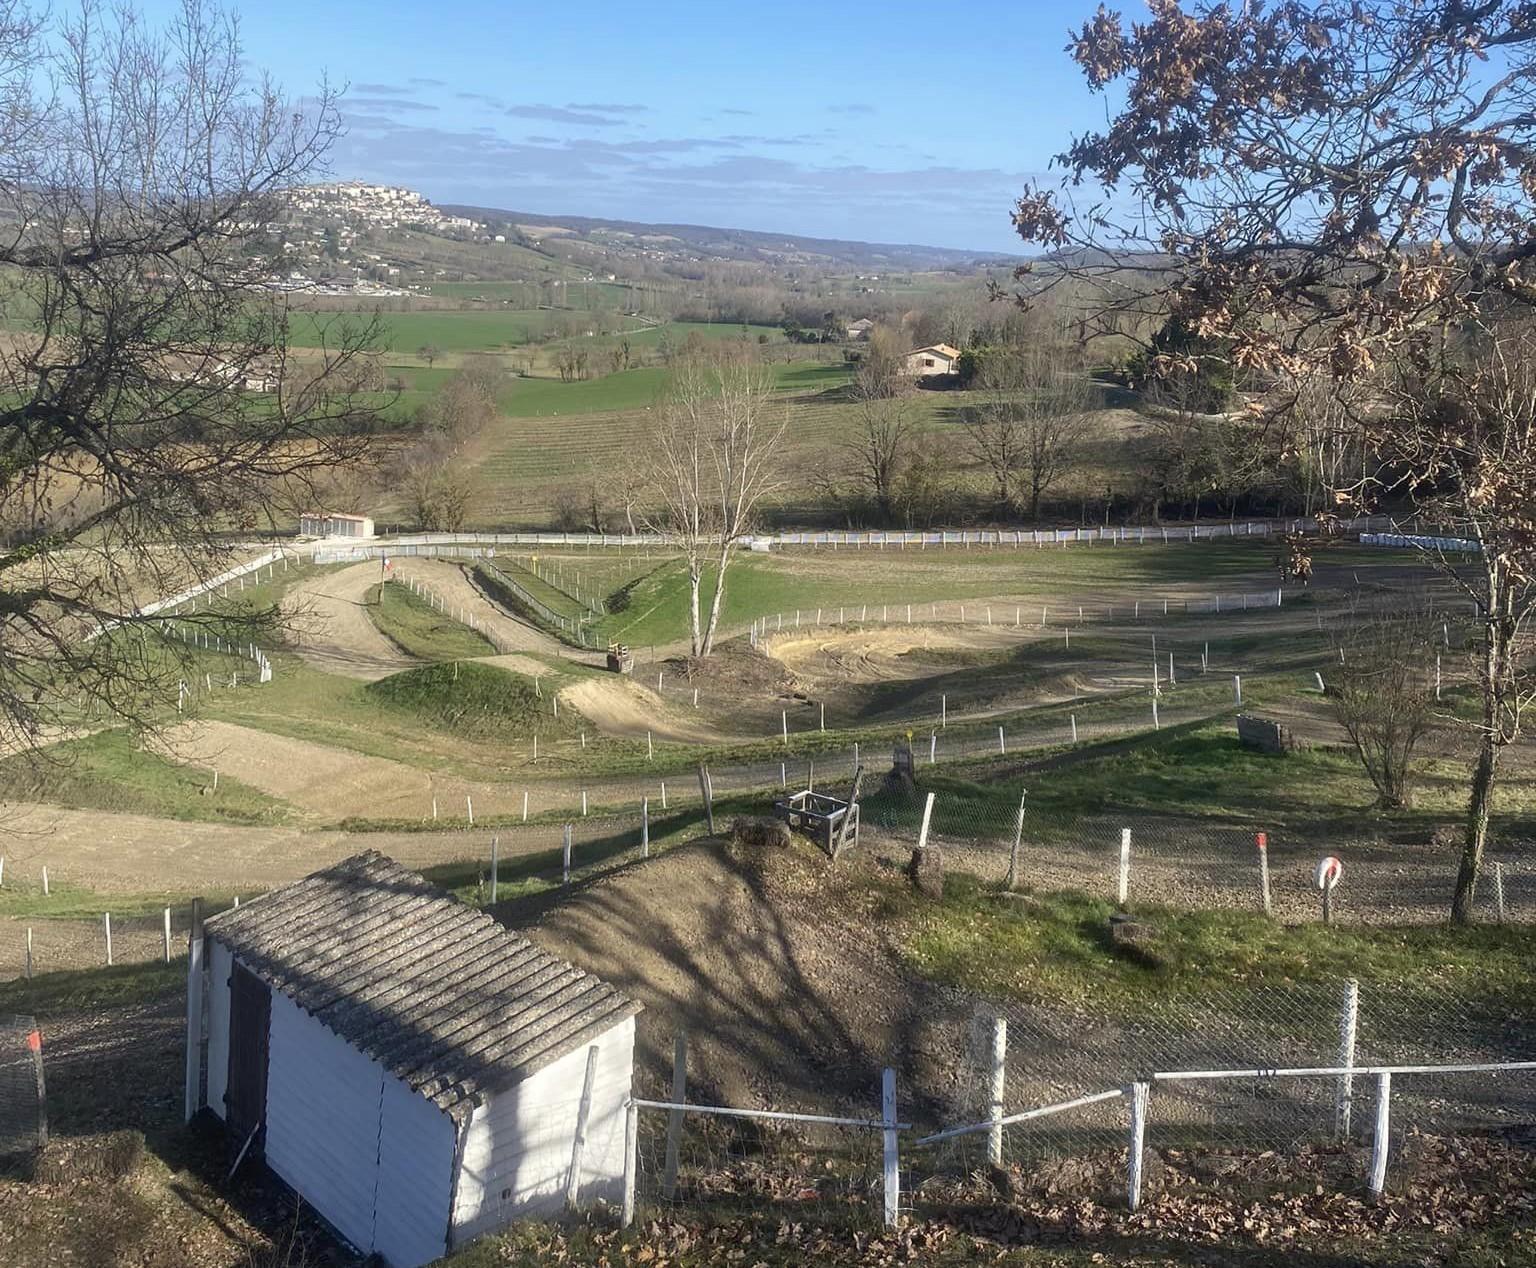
[1257,832,1272,916]
[103,912,112,966]
[25,927,32,979]
[916,791,936,851]
[1151,698,1159,730]
[581,789,588,816]
[1168,652,1175,685]
[563,824,573,885]
[642,799,650,858]
[1070,714,1078,743]
[782,710,789,746]
[41,866,48,897]
[163,907,172,962]
[988,1017,1008,1167]
[997,725,1006,754]
[1336,978,1360,1139]
[622,1099,638,1228]
[1368,1071,1392,1201]
[820,701,825,732]
[1118,828,1131,904]
[929,732,937,765]
[1315,671,1326,692]
[882,1067,900,1229]
[780,761,787,788]
[647,730,654,760]
[1436,654,1442,701]
[432,797,438,821]
[660,781,668,809]
[522,791,529,822]
[466,795,474,826]
[941,694,946,728]
[1494,860,1507,922]
[1127,1081,1149,1212]
[1233,674,1242,705]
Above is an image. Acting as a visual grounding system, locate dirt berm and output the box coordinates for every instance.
[514,837,968,1117]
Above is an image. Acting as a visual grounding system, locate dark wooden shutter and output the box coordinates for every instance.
[225,961,271,1146]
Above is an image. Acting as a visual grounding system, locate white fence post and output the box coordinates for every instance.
[184,899,205,1122]
[162,907,172,962]
[1118,828,1132,905]
[882,1067,900,1229]
[563,824,573,886]
[103,912,112,966]
[1234,674,1242,705]
[1006,790,1027,891]
[490,836,499,904]
[622,1099,638,1228]
[641,799,650,858]
[1336,979,1360,1139]
[1257,832,1272,916]
[916,792,936,852]
[1127,1081,1149,1211]
[1494,860,1507,921]
[1368,1071,1392,1200]
[988,1018,1008,1167]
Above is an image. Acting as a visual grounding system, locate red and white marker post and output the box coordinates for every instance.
[1315,855,1343,925]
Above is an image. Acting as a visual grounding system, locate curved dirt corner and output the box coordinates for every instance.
[558,675,729,744]
[516,833,966,1116]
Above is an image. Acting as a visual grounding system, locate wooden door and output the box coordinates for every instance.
[225,961,271,1147]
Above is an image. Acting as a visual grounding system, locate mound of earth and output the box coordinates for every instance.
[767,625,1024,687]
[518,838,965,1114]
[366,660,582,741]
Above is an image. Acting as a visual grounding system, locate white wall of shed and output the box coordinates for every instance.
[373,1074,456,1268]
[451,1016,635,1244]
[203,940,232,1119]
[264,991,387,1256]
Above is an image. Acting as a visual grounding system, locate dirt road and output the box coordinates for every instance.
[284,561,417,680]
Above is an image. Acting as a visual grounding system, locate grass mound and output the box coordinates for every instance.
[365,661,584,740]
[0,729,287,824]
[368,581,498,660]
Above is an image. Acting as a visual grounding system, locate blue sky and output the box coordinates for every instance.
[163,0,1111,251]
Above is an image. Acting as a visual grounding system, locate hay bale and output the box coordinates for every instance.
[907,846,945,899]
[730,816,792,850]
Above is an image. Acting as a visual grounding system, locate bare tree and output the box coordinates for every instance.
[1329,602,1439,810]
[0,1,383,752]
[962,348,1093,519]
[398,365,499,531]
[645,351,785,657]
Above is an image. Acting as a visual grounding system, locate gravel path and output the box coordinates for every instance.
[284,561,417,680]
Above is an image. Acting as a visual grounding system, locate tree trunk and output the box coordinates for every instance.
[701,546,730,658]
[687,561,703,658]
[1453,733,1497,924]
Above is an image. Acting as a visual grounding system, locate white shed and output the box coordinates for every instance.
[188,851,640,1267]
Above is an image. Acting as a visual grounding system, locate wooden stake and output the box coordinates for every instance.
[662,1033,687,1199]
[565,1045,601,1209]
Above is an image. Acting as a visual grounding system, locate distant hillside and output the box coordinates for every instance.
[438,203,1023,272]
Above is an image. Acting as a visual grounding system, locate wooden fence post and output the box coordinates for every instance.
[832,767,864,861]
[1368,1071,1392,1201]
[622,1099,638,1228]
[1336,979,1360,1139]
[1006,790,1027,891]
[882,1067,900,1229]
[565,1045,601,1210]
[184,898,205,1122]
[1127,1081,1149,1211]
[988,1017,1008,1167]
[662,1032,687,1199]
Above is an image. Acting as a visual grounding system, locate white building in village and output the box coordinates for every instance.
[187,852,641,1267]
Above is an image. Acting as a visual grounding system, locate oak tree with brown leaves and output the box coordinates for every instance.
[1015,0,1536,922]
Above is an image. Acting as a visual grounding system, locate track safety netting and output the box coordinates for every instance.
[0,1016,46,1159]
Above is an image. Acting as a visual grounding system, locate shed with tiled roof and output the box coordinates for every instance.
[188,851,640,1267]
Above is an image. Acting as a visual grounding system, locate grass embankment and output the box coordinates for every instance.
[368,580,498,659]
[365,661,586,742]
[0,729,287,825]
